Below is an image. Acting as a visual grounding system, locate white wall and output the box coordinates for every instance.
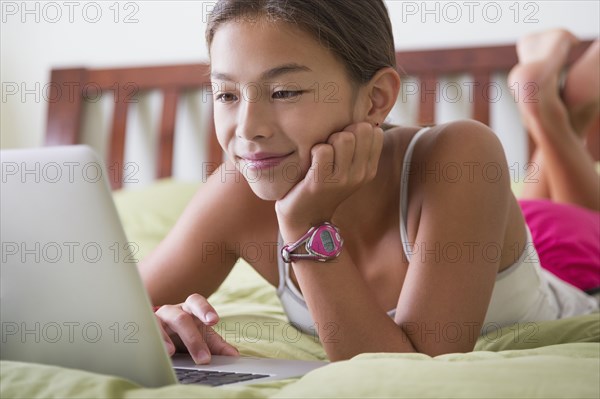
[387,0,599,49]
[1,1,599,184]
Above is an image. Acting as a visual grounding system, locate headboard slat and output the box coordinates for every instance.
[45,68,86,146]
[205,101,221,177]
[418,74,436,126]
[108,93,129,190]
[472,71,491,126]
[157,88,179,179]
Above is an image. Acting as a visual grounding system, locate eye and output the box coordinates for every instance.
[215,93,238,103]
[272,90,302,100]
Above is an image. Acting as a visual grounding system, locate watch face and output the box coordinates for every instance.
[320,230,335,252]
[307,224,342,258]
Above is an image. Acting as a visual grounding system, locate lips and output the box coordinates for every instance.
[239,152,293,170]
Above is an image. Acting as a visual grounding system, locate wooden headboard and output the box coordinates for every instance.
[45,42,595,189]
[45,64,220,189]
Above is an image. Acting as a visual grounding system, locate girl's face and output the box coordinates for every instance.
[210,19,366,200]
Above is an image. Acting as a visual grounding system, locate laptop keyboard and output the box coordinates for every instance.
[174,367,270,386]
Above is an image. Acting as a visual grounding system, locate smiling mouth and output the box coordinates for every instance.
[239,152,293,170]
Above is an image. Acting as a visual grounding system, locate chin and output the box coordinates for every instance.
[247,180,293,201]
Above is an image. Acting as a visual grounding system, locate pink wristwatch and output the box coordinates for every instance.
[281,222,343,263]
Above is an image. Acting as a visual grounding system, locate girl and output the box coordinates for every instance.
[141,1,599,364]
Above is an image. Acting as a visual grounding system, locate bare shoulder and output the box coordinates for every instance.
[408,120,509,188]
[398,120,512,242]
[431,120,505,161]
[421,119,506,163]
[382,120,506,174]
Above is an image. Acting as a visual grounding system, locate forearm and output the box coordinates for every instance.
[139,242,234,306]
[287,247,416,360]
[274,123,411,359]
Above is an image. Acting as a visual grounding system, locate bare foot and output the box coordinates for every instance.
[515,29,578,65]
[562,40,600,135]
[510,30,599,140]
[508,30,577,146]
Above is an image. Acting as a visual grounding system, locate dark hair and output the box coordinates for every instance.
[205,0,396,86]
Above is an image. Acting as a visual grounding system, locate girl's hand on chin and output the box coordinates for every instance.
[275,122,384,237]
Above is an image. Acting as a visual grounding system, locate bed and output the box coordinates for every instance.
[2,42,599,398]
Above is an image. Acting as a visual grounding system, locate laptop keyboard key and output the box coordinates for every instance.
[174,368,270,386]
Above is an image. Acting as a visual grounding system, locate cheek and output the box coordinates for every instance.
[283,101,349,142]
[213,110,235,153]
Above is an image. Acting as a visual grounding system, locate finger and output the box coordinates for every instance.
[327,131,355,178]
[155,306,185,351]
[154,314,176,356]
[182,293,219,326]
[310,143,334,187]
[204,326,240,357]
[160,306,211,364]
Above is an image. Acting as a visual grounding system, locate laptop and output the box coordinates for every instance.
[0,145,327,388]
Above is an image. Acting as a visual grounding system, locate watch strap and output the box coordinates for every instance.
[281,222,343,263]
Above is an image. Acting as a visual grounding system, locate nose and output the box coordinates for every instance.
[235,86,273,141]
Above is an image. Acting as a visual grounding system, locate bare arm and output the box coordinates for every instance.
[280,120,514,359]
[139,161,274,306]
[394,120,513,355]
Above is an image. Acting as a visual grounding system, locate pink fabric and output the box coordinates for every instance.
[519,199,600,291]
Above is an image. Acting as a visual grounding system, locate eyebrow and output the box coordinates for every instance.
[210,63,312,82]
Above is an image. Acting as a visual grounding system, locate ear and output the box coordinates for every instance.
[362,67,401,125]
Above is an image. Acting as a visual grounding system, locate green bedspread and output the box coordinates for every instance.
[2,179,599,398]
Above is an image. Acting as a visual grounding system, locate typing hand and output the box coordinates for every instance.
[154,294,239,364]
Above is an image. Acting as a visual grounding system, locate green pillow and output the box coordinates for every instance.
[113,179,201,260]
[475,313,600,351]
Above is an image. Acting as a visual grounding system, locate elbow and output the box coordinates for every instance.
[412,340,477,357]
[399,324,476,357]
[324,327,419,362]
[420,343,476,357]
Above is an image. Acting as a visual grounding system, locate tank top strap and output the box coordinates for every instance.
[276,233,287,294]
[399,127,431,261]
